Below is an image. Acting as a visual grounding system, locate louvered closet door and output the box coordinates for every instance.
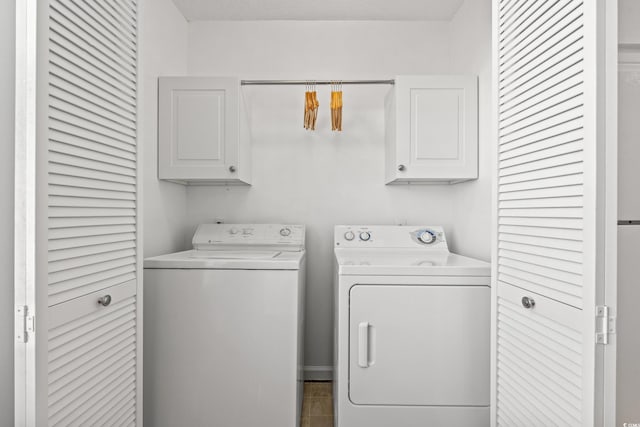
[494,0,607,425]
[16,0,140,424]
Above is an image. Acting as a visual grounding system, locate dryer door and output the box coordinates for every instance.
[349,284,490,406]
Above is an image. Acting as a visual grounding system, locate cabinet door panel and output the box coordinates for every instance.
[159,76,247,183]
[173,89,225,161]
[388,75,478,183]
[411,88,463,161]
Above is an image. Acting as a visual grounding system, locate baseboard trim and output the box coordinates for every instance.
[303,365,333,381]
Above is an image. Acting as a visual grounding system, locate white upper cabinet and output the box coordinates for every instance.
[385,75,478,184]
[158,77,251,185]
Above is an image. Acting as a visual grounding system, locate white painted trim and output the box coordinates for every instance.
[304,366,334,381]
[13,0,37,424]
[582,1,618,424]
[135,0,144,425]
[601,1,619,425]
[489,1,499,426]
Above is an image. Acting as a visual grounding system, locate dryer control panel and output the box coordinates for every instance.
[334,225,448,250]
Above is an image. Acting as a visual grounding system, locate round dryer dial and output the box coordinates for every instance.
[280,227,291,237]
[417,229,436,244]
[344,231,355,241]
[359,231,371,241]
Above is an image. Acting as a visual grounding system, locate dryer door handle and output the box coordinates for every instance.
[358,322,370,368]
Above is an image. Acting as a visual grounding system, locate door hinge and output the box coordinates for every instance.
[16,305,35,344]
[596,305,616,345]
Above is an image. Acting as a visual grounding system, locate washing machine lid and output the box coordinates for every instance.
[144,224,306,270]
[144,249,305,270]
[335,248,490,276]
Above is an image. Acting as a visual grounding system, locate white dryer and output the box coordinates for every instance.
[334,225,490,427]
[144,224,305,427]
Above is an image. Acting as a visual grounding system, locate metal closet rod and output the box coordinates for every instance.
[240,79,395,86]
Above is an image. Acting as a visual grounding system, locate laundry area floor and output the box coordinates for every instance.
[301,382,334,427]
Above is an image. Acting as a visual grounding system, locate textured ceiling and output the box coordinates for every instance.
[172,0,466,21]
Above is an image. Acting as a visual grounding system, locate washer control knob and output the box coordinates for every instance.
[229,227,239,235]
[359,231,371,241]
[280,227,291,237]
[344,231,355,241]
[418,230,436,244]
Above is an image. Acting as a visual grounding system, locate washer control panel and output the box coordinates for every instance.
[334,225,448,250]
[193,224,305,250]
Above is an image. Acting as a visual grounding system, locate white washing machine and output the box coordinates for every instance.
[334,225,490,427]
[143,224,306,427]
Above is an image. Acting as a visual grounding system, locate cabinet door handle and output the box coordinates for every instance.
[228,165,236,173]
[521,296,535,309]
[98,295,112,307]
[358,322,370,368]
[397,164,406,171]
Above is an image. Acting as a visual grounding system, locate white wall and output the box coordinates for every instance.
[620,0,640,45]
[449,0,493,261]
[185,20,493,374]
[0,0,15,423]
[141,0,190,257]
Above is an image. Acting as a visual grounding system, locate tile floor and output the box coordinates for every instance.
[301,381,334,427]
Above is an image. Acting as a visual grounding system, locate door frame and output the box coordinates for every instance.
[14,0,48,424]
[598,0,618,425]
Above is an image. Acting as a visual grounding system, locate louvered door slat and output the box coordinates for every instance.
[499,170,583,191]
[49,223,136,239]
[500,1,576,57]
[49,232,136,252]
[49,184,136,202]
[50,89,136,135]
[500,72,583,125]
[498,0,585,308]
[84,1,137,47]
[55,0,136,58]
[50,65,136,116]
[50,152,135,177]
[50,75,136,124]
[49,5,136,80]
[494,1,599,423]
[499,196,583,209]
[50,164,136,186]
[45,0,139,423]
[49,139,136,174]
[500,3,581,75]
[50,139,136,168]
[109,0,137,26]
[47,281,137,423]
[50,131,136,161]
[500,216,582,229]
[75,0,136,48]
[49,52,135,109]
[50,216,136,229]
[50,174,136,194]
[496,284,583,426]
[49,248,136,274]
[48,334,135,386]
[499,240,582,262]
[50,108,136,145]
[500,2,582,77]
